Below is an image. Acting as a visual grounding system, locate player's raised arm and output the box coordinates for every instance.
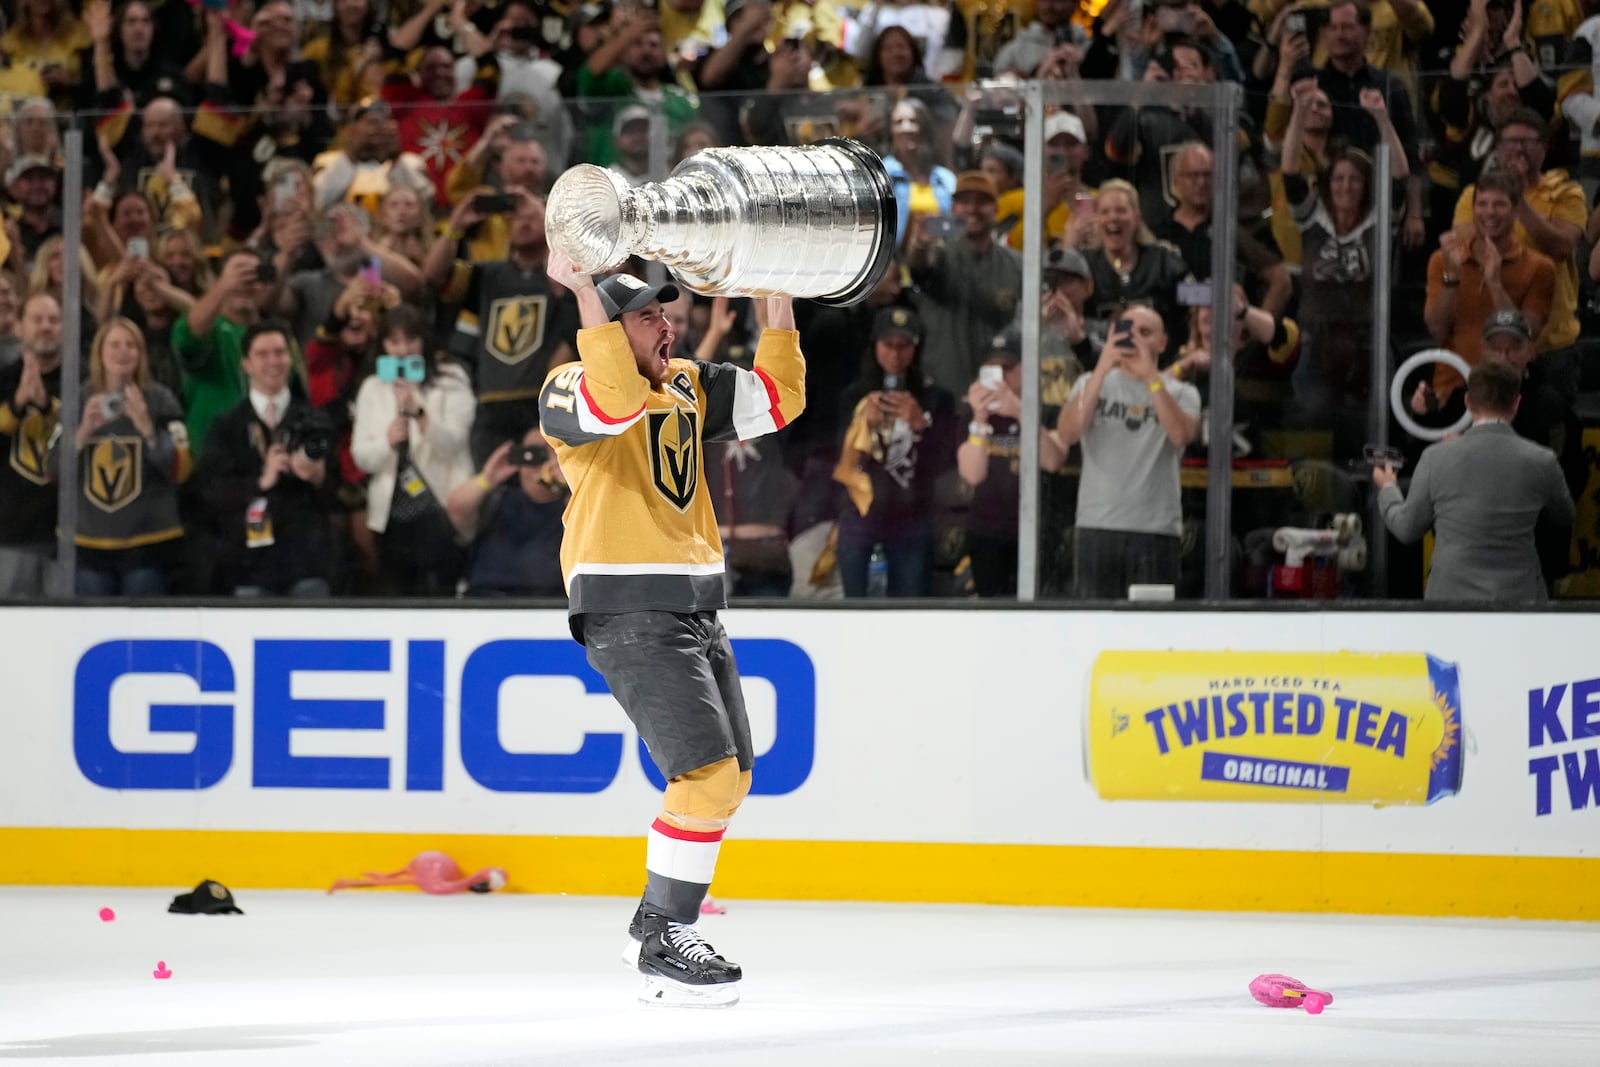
[539,252,650,444]
[697,292,806,443]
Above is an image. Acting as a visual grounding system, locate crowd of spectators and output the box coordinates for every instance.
[0,0,1594,603]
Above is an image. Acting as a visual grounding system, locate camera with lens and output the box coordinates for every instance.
[511,442,550,467]
[972,106,1022,143]
[1362,443,1405,470]
[275,406,334,463]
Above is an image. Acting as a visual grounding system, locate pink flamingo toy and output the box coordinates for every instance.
[327,851,508,895]
[1249,973,1335,1014]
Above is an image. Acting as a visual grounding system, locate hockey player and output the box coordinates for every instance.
[537,251,805,1006]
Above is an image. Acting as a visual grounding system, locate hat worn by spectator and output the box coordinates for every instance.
[347,96,391,123]
[1481,309,1534,343]
[1044,112,1086,145]
[953,170,998,202]
[987,329,1022,363]
[596,273,680,322]
[17,96,55,121]
[981,141,1024,180]
[873,305,923,344]
[570,1,610,29]
[613,103,652,136]
[1044,245,1091,280]
[6,155,57,186]
[169,879,244,915]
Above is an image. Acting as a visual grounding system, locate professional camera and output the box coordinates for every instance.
[510,442,550,467]
[275,407,334,463]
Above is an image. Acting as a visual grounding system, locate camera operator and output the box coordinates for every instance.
[1055,303,1200,599]
[444,427,567,598]
[194,321,339,598]
[1374,359,1573,603]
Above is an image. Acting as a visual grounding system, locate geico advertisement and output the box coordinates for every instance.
[69,636,815,797]
[1087,651,1464,806]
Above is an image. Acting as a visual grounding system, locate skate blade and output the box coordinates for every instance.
[637,973,740,1008]
[620,936,642,969]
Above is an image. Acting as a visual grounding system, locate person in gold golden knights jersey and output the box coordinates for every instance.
[538,251,804,1007]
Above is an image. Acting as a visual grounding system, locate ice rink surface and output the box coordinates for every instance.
[0,887,1595,1066]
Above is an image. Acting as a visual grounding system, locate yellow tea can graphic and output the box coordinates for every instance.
[1087,651,1463,805]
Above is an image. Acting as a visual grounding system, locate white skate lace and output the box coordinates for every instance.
[666,922,719,963]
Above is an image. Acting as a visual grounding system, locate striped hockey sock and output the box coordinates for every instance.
[643,817,724,923]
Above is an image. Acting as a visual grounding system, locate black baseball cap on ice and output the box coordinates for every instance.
[168,879,244,915]
[595,273,680,322]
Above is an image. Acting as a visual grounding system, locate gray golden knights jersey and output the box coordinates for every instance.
[447,260,580,402]
[538,322,805,627]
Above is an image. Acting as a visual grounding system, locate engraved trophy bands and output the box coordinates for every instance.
[546,138,896,307]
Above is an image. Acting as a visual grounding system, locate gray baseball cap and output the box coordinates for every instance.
[1481,309,1533,342]
[1044,246,1091,279]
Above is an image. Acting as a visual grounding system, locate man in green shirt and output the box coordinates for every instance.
[173,247,274,456]
[576,14,697,167]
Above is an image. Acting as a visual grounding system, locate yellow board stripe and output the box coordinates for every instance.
[3,828,1595,920]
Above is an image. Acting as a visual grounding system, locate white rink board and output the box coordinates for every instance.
[0,607,1595,859]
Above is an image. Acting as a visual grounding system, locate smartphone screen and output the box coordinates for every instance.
[1114,317,1137,349]
[472,193,516,215]
[273,175,298,213]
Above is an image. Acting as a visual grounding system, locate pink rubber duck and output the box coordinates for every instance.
[327,851,508,895]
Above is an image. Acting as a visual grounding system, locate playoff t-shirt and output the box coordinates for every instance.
[1069,369,1200,538]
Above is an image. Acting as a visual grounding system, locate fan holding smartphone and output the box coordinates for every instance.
[957,331,1064,598]
[1053,305,1202,601]
[349,305,477,596]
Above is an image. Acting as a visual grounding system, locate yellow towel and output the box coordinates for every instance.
[832,396,877,518]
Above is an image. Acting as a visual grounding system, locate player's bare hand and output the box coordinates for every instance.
[763,293,794,331]
[545,249,592,293]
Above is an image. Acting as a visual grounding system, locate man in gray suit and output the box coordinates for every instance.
[1374,360,1575,602]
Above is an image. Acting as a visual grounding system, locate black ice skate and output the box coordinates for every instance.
[620,899,644,968]
[635,911,742,1007]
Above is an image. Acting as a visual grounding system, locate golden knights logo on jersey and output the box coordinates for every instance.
[9,408,53,486]
[136,166,200,219]
[486,295,549,366]
[86,435,142,513]
[649,406,699,512]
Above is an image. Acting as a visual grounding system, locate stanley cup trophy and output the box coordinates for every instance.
[545,138,895,306]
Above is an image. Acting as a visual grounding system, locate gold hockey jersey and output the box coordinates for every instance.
[539,322,806,626]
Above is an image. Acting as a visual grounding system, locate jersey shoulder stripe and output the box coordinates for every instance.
[539,363,646,446]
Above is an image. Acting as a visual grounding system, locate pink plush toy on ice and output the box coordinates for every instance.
[327,851,508,895]
[1249,973,1334,1014]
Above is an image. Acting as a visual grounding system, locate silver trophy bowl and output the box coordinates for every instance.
[546,139,896,307]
